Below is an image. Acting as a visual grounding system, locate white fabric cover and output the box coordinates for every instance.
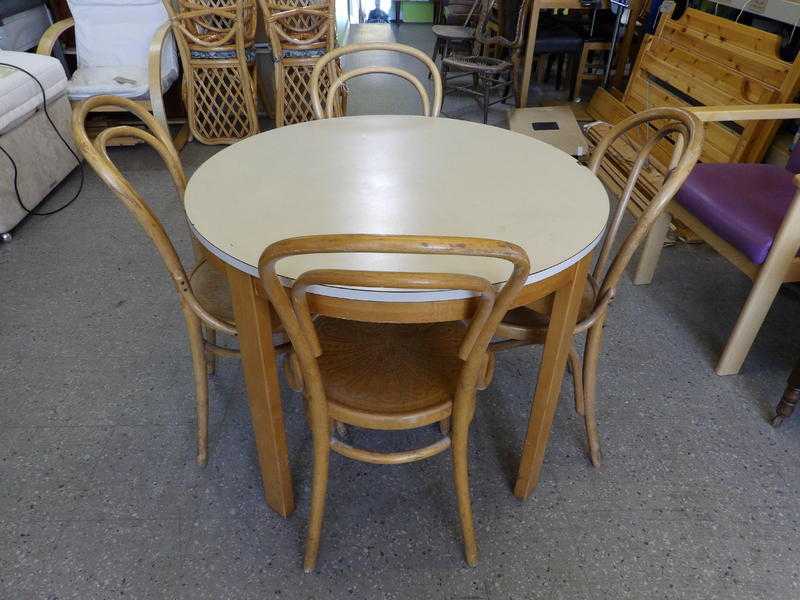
[0,51,68,133]
[66,0,179,99]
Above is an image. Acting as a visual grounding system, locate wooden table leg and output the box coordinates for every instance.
[227,267,295,517]
[513,255,591,499]
[517,0,542,108]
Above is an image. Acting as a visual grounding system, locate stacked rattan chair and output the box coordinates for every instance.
[259,0,344,126]
[166,0,260,144]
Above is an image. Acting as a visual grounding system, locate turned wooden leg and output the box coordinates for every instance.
[581,317,606,467]
[451,407,477,567]
[773,360,800,427]
[204,326,217,375]
[183,305,209,465]
[568,345,584,416]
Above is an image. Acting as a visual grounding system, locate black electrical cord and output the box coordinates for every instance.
[0,61,84,216]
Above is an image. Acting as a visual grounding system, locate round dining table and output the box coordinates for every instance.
[185,115,609,517]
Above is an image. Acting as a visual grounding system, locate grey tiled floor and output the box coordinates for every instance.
[3,24,800,600]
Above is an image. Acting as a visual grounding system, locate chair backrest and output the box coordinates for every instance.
[67,0,178,74]
[583,107,704,326]
[261,1,334,51]
[473,0,529,56]
[71,95,235,335]
[310,42,443,119]
[258,234,530,417]
[164,0,257,51]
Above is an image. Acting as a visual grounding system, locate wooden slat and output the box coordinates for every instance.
[647,36,775,103]
[659,24,788,89]
[678,8,783,58]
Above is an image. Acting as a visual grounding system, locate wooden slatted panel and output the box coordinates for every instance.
[658,20,789,90]
[646,37,776,104]
[676,8,783,58]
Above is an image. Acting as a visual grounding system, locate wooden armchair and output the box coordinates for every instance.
[635,104,800,375]
[37,0,180,143]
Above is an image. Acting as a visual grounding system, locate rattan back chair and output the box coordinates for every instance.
[165,0,260,144]
[258,234,530,571]
[72,95,242,465]
[260,1,342,126]
[494,107,705,466]
[310,42,443,119]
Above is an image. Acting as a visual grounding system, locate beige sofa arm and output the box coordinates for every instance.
[37,18,75,56]
[687,104,800,123]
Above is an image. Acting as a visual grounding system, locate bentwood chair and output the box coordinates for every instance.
[72,95,243,464]
[259,1,338,126]
[258,234,530,571]
[164,0,260,144]
[493,107,704,466]
[310,42,443,119]
[441,0,529,124]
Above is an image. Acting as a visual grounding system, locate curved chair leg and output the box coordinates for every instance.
[451,408,478,567]
[773,359,800,427]
[183,306,209,465]
[304,423,331,573]
[581,319,605,467]
[205,326,217,375]
[568,345,584,416]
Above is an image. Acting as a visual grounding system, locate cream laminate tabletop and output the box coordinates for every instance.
[185,115,609,301]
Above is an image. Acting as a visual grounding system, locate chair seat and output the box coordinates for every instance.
[432,24,475,41]
[496,280,596,341]
[190,259,234,323]
[67,65,178,100]
[442,55,511,74]
[676,163,797,265]
[315,317,467,428]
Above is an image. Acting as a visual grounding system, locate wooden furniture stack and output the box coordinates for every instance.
[166,0,260,144]
[582,7,800,219]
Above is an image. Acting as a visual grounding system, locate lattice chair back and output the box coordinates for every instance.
[165,0,260,144]
[310,42,443,119]
[260,0,341,127]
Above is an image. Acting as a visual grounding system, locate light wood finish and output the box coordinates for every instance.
[636,105,800,375]
[70,95,242,465]
[258,234,530,571]
[507,105,588,156]
[495,107,704,466]
[260,0,343,127]
[184,115,609,512]
[37,17,184,148]
[583,7,800,217]
[164,0,260,145]
[310,43,443,119]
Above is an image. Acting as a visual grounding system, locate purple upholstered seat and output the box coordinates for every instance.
[675,159,799,266]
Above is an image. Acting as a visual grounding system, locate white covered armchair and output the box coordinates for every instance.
[37,0,180,137]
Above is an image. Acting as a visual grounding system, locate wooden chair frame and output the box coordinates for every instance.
[71,95,247,465]
[37,17,186,148]
[440,0,530,123]
[258,234,529,571]
[164,0,260,144]
[635,104,800,376]
[260,1,339,126]
[494,107,704,465]
[310,42,443,119]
